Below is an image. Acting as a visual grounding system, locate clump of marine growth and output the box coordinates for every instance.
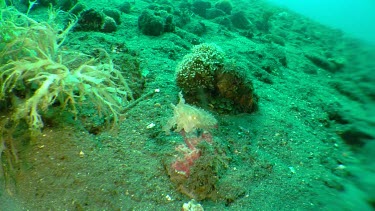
[0,8,133,132]
[176,43,257,114]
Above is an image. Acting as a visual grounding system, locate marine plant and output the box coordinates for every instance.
[0,7,133,132]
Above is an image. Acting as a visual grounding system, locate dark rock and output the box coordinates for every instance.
[184,20,206,36]
[75,9,105,31]
[192,0,211,18]
[103,8,121,25]
[215,16,232,29]
[138,9,164,36]
[118,1,132,14]
[215,0,232,15]
[206,8,226,19]
[339,126,374,148]
[263,34,285,46]
[325,103,350,125]
[231,11,251,29]
[305,53,345,73]
[164,15,175,33]
[101,16,117,33]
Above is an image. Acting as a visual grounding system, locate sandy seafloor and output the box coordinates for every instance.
[1,0,374,210]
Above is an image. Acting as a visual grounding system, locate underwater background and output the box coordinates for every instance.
[267,0,375,44]
[0,0,374,210]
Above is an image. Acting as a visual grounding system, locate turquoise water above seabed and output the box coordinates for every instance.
[266,0,375,44]
[0,0,374,210]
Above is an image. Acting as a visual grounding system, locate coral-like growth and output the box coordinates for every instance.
[176,43,225,94]
[0,8,133,131]
[175,43,258,114]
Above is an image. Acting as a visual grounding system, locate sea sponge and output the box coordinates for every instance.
[176,43,225,96]
[164,92,217,134]
[175,43,257,114]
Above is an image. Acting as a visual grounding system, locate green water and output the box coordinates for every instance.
[0,0,374,210]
